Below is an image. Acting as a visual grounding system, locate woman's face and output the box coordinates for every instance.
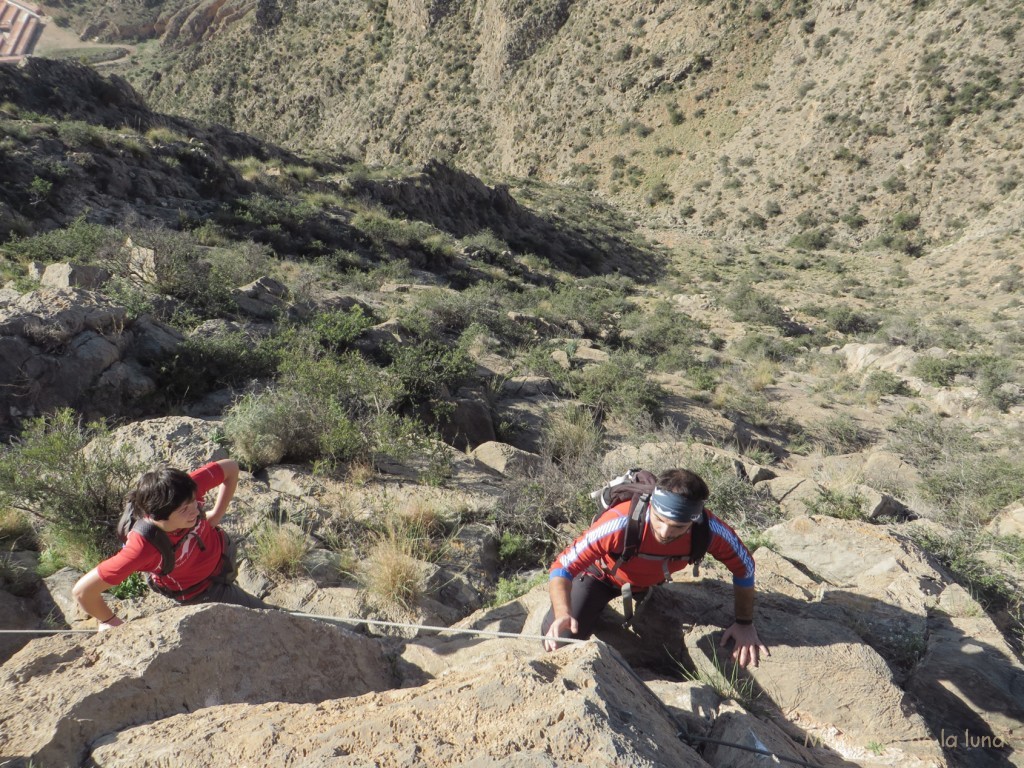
[151,497,200,533]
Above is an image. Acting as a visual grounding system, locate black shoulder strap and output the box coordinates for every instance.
[619,492,650,564]
[688,515,712,576]
[131,519,178,576]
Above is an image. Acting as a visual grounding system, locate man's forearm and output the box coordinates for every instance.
[549,576,573,619]
[733,585,755,623]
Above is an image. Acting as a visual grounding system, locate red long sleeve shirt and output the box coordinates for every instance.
[97,462,227,601]
[549,501,756,589]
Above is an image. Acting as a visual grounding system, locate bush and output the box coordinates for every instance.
[0,410,145,562]
[158,331,280,403]
[359,527,425,611]
[723,282,790,330]
[0,217,122,265]
[250,522,310,577]
[567,352,664,425]
[864,370,912,397]
[224,387,360,473]
[912,355,962,386]
[825,305,878,335]
[787,227,833,251]
[620,300,704,370]
[541,405,603,465]
[804,488,867,520]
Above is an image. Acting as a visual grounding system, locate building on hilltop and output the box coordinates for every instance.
[0,1,43,64]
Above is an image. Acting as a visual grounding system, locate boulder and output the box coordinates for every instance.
[232,276,289,319]
[441,385,496,450]
[95,416,228,470]
[471,440,543,477]
[984,502,1024,538]
[0,589,40,664]
[758,473,825,518]
[686,622,943,766]
[88,642,712,768]
[40,262,111,290]
[906,590,1024,768]
[0,604,394,767]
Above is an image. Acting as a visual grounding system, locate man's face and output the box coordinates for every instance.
[649,510,693,544]
[152,497,200,533]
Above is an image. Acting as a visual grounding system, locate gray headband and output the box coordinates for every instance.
[650,487,705,523]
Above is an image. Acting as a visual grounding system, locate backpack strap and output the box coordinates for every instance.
[688,515,711,577]
[603,490,651,580]
[130,519,179,576]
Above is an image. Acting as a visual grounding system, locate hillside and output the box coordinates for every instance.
[50,0,1023,256]
[0,3,1023,766]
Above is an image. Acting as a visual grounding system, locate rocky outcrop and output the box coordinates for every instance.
[0,287,183,431]
[90,641,708,768]
[0,604,394,767]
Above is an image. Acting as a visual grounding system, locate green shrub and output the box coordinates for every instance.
[722,282,791,330]
[158,331,280,403]
[386,336,474,413]
[787,227,833,251]
[0,410,145,561]
[826,305,878,335]
[620,300,704,370]
[912,355,962,386]
[804,488,867,520]
[864,370,912,397]
[567,352,664,425]
[224,387,328,469]
[310,306,374,350]
[0,217,122,265]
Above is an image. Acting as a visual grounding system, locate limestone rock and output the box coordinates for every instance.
[471,440,543,477]
[759,473,825,517]
[985,502,1024,538]
[686,622,943,766]
[0,589,40,664]
[441,385,497,450]
[40,262,111,290]
[88,641,712,768]
[95,415,228,470]
[907,609,1024,768]
[232,276,289,319]
[0,604,394,767]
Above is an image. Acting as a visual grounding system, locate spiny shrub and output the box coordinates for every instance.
[224,387,326,469]
[723,282,790,331]
[0,409,145,562]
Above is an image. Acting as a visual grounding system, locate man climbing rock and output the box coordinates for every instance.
[542,467,769,667]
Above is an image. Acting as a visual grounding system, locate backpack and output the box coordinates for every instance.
[590,468,711,578]
[116,507,182,576]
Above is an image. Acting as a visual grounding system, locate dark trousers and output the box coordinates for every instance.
[541,574,641,645]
